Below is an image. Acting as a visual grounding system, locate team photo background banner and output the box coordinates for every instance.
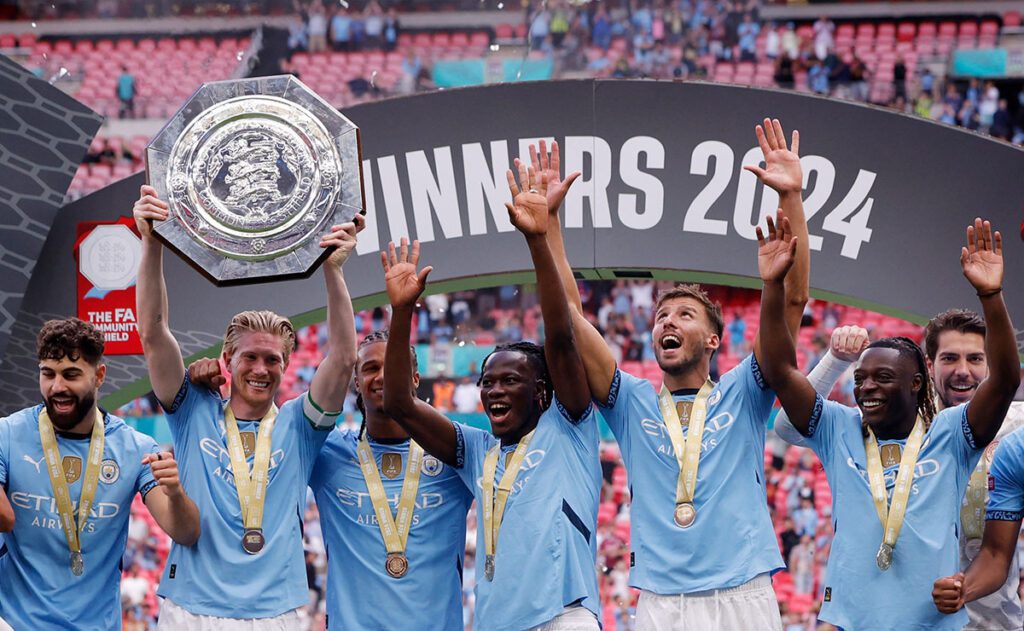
[0,79,1021,412]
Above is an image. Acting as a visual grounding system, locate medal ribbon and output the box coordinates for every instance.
[224,404,278,531]
[356,437,424,555]
[482,429,536,572]
[961,447,993,540]
[657,380,714,506]
[865,415,925,552]
[39,408,104,566]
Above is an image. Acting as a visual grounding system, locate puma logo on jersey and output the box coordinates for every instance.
[23,454,44,474]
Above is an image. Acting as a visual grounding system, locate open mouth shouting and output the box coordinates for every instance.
[48,393,78,415]
[487,402,513,424]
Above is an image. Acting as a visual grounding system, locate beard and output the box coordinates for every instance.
[45,391,96,431]
[656,340,705,376]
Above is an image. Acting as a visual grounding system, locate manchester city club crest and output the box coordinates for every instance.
[707,389,722,406]
[100,459,120,484]
[422,455,444,477]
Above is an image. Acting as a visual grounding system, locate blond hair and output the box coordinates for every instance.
[223,310,297,364]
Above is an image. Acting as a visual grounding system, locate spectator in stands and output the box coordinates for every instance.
[737,12,759,62]
[432,372,455,413]
[727,311,747,356]
[117,66,136,119]
[812,15,834,61]
[384,8,399,52]
[781,22,799,59]
[790,534,815,596]
[774,51,795,90]
[550,1,570,48]
[592,5,612,50]
[307,0,328,53]
[330,5,352,51]
[453,376,482,414]
[528,1,552,51]
[792,494,818,537]
[893,56,907,101]
[363,0,385,49]
[764,21,780,60]
[780,517,801,561]
[979,80,1000,127]
[991,98,1013,140]
[808,58,829,95]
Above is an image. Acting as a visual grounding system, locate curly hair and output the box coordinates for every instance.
[479,341,552,410]
[863,336,939,433]
[37,318,105,366]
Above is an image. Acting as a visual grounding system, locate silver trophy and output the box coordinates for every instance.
[146,75,364,286]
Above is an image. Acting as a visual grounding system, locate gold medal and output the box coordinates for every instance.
[865,416,925,573]
[673,502,696,528]
[385,552,409,578]
[482,431,536,584]
[658,381,714,530]
[241,528,265,555]
[357,438,424,582]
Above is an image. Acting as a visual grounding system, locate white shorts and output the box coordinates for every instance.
[157,599,304,630]
[0,615,11,631]
[527,605,600,630]
[636,573,782,631]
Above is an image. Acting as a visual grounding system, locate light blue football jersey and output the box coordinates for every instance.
[0,406,158,630]
[156,380,331,618]
[310,428,473,630]
[452,399,601,631]
[986,427,1024,521]
[803,397,980,630]
[599,354,783,594]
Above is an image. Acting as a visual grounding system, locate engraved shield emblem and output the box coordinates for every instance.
[146,75,364,285]
[62,456,82,484]
[381,453,402,480]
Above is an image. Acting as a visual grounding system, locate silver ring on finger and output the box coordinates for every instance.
[528,188,538,194]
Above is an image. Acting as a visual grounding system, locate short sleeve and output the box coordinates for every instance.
[451,422,493,492]
[162,377,204,446]
[595,368,637,438]
[732,354,776,424]
[135,433,160,499]
[289,395,333,479]
[939,403,980,470]
[986,435,1024,521]
[800,398,849,465]
[0,418,9,485]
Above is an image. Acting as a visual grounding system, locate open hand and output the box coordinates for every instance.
[830,325,870,362]
[133,184,169,240]
[188,357,226,390]
[932,573,966,614]
[528,139,581,216]
[505,160,549,237]
[743,118,802,195]
[321,214,365,268]
[756,209,798,283]
[381,238,432,309]
[961,218,1003,294]
[142,451,184,498]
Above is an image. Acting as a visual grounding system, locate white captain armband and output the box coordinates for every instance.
[304,391,342,429]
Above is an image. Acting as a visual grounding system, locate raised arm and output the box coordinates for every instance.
[505,162,590,418]
[141,451,200,546]
[774,325,869,444]
[308,217,363,415]
[380,239,459,465]
[532,141,618,404]
[961,219,1020,447]
[756,212,820,434]
[0,486,13,532]
[745,119,809,366]
[133,185,186,408]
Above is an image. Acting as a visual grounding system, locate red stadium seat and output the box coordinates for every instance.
[1005,12,1022,27]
